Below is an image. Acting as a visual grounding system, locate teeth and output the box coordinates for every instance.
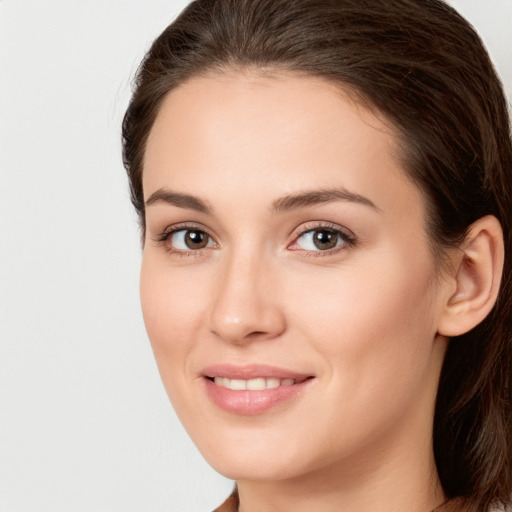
[230,379,246,390]
[266,378,280,389]
[247,378,266,391]
[213,376,298,390]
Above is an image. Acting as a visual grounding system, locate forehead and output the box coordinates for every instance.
[143,71,417,212]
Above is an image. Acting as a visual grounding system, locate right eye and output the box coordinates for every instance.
[167,229,216,251]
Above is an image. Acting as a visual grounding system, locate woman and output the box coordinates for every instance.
[122,0,512,510]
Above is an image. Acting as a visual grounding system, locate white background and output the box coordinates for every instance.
[0,1,510,511]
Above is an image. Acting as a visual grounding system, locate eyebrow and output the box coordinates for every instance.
[145,189,212,214]
[144,186,379,214]
[270,187,380,213]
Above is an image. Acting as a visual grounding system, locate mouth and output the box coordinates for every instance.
[201,364,315,415]
[207,375,311,390]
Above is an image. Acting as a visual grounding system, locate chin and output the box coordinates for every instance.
[191,427,321,482]
[208,454,304,482]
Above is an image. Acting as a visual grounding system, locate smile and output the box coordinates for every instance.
[212,376,306,390]
[202,365,315,415]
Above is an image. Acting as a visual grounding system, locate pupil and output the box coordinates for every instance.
[314,230,336,250]
[185,230,207,249]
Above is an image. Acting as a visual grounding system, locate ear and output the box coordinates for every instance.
[437,215,504,337]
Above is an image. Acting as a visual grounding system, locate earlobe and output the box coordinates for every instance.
[437,215,504,337]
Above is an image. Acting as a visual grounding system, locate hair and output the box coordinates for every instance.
[122,0,512,509]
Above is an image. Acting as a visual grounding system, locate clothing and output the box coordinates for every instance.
[212,489,510,512]
[213,488,239,512]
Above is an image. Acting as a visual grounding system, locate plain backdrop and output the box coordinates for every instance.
[0,1,511,511]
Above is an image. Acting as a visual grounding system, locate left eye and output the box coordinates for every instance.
[170,229,215,251]
[293,229,348,251]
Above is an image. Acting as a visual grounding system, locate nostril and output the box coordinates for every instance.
[247,331,267,337]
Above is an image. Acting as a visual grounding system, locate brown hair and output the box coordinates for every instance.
[122,1,512,509]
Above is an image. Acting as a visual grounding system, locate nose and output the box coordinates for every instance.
[208,249,287,344]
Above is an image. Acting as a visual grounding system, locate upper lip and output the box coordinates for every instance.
[201,363,314,380]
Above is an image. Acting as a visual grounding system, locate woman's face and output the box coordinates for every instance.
[140,72,449,481]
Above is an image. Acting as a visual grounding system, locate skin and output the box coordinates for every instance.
[140,72,471,512]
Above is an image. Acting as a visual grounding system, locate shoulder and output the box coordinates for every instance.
[489,505,512,512]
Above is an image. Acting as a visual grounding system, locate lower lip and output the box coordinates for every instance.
[203,378,314,415]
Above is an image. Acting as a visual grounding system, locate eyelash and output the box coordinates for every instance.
[153,221,357,258]
[153,222,213,257]
[289,222,357,258]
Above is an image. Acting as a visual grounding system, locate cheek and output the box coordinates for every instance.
[139,252,205,378]
[286,248,438,404]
